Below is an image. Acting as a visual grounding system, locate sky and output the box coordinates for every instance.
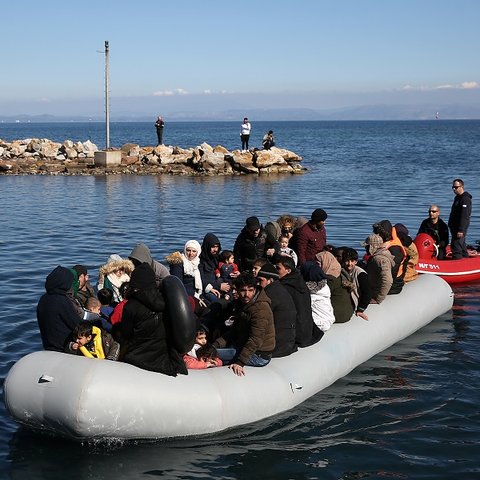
[2,0,480,119]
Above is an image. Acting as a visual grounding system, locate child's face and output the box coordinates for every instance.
[252,265,261,277]
[89,305,101,314]
[227,255,234,264]
[196,332,207,346]
[280,238,289,248]
[76,334,92,346]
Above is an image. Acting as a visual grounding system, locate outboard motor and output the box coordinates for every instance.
[414,233,438,259]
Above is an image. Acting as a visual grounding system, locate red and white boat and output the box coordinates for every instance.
[414,233,480,284]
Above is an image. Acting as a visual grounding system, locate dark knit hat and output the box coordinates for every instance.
[311,208,327,222]
[257,262,279,280]
[246,216,261,230]
[130,262,156,290]
[394,223,409,237]
[72,264,87,276]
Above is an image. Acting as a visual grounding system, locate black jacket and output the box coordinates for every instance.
[199,233,222,293]
[448,191,472,233]
[279,270,323,348]
[234,226,279,272]
[264,281,297,358]
[417,217,449,249]
[37,266,82,352]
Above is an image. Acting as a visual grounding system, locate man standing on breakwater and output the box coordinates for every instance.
[155,116,165,145]
[240,117,251,152]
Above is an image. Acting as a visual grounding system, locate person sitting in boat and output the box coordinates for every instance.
[417,205,449,260]
[340,248,371,320]
[166,240,205,308]
[97,287,115,319]
[279,234,298,266]
[199,233,232,304]
[97,254,134,303]
[275,256,323,347]
[213,273,276,376]
[183,328,223,369]
[314,251,355,324]
[66,321,120,361]
[128,243,170,287]
[256,262,298,357]
[112,262,187,376]
[71,264,96,309]
[37,266,83,352]
[362,234,395,304]
[215,249,240,299]
[233,216,279,272]
[82,296,112,332]
[300,260,335,331]
[372,220,408,295]
[110,282,130,325]
[394,224,419,283]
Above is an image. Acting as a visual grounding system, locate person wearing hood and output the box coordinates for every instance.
[315,251,354,324]
[112,262,187,376]
[97,254,134,303]
[128,243,169,287]
[394,224,419,283]
[363,234,395,304]
[199,233,231,303]
[37,266,82,352]
[275,256,323,348]
[233,216,279,272]
[448,179,472,260]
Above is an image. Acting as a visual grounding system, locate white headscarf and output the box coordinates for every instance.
[181,240,203,296]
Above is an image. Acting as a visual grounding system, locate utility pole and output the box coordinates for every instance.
[104,40,110,149]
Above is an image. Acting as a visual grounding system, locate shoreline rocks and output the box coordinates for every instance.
[0,138,306,176]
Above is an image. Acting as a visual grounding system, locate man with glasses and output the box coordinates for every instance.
[417,204,449,259]
[448,179,472,260]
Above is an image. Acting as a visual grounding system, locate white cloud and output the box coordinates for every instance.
[203,89,212,95]
[176,88,188,95]
[401,82,479,91]
[153,90,174,96]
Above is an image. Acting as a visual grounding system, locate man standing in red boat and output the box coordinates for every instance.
[448,179,472,260]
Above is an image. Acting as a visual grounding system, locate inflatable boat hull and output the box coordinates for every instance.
[4,274,453,441]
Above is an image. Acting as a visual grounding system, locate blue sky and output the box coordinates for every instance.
[2,0,480,118]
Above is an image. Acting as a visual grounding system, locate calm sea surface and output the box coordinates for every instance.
[1,121,479,479]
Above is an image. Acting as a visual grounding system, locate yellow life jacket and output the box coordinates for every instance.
[79,326,106,359]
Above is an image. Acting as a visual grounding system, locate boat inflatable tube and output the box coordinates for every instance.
[162,274,197,353]
[4,274,453,441]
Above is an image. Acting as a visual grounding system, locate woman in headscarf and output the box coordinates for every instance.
[166,240,203,301]
[315,250,354,324]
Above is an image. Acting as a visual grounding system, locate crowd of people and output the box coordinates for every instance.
[36,178,473,378]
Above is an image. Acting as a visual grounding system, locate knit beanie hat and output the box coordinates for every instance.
[246,216,261,230]
[129,262,156,290]
[257,262,279,280]
[311,208,327,222]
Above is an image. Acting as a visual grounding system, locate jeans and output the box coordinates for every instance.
[216,348,271,367]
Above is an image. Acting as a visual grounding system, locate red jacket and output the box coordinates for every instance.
[295,222,327,265]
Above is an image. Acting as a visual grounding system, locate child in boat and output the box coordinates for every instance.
[279,234,298,266]
[215,250,240,301]
[66,321,120,360]
[183,328,223,369]
[82,297,112,332]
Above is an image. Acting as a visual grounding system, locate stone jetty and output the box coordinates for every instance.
[0,138,306,176]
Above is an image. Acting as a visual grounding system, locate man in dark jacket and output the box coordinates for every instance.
[256,263,297,358]
[275,256,323,348]
[233,216,279,272]
[417,205,449,259]
[37,266,82,351]
[448,179,472,260]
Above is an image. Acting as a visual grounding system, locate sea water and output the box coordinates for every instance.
[0,120,479,479]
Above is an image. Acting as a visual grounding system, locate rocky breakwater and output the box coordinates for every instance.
[0,138,306,176]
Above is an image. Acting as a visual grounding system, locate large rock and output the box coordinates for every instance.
[254,150,287,168]
[201,152,226,170]
[229,152,258,174]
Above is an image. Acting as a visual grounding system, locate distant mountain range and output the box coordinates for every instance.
[1,104,480,122]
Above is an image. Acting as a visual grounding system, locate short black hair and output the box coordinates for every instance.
[196,344,218,361]
[342,247,359,262]
[97,288,114,306]
[73,321,93,338]
[276,255,296,272]
[234,272,257,289]
[219,250,234,263]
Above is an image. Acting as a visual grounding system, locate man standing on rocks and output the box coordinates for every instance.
[155,116,165,145]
